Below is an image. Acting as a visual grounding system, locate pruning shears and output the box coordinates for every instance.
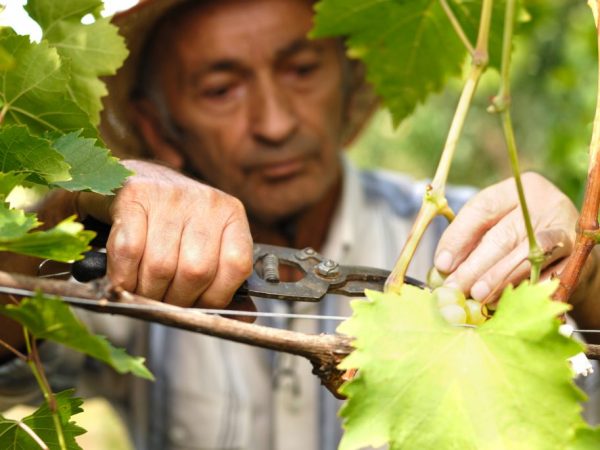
[71,243,426,304]
[62,216,426,305]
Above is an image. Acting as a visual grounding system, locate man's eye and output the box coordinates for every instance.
[293,63,319,77]
[202,85,232,99]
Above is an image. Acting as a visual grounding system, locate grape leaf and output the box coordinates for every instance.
[337,282,586,450]
[0,44,14,71]
[569,427,600,449]
[0,31,95,137]
[0,204,39,239]
[0,389,85,450]
[0,293,154,381]
[51,131,132,194]
[25,0,128,124]
[0,125,70,185]
[0,210,93,262]
[0,172,27,199]
[312,0,505,125]
[589,0,599,27]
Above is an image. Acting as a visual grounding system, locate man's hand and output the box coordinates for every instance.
[78,160,253,309]
[434,173,577,302]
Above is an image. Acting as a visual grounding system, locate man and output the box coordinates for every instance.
[1,0,599,449]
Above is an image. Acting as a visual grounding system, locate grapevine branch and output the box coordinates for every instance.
[555,2,600,302]
[385,0,494,292]
[2,267,600,388]
[489,0,545,283]
[0,270,353,397]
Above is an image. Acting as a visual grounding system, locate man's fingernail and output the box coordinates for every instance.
[471,281,490,301]
[435,251,453,273]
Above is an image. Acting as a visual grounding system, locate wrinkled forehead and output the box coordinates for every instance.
[157,0,316,58]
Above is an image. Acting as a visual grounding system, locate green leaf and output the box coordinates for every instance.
[0,211,93,261]
[0,44,15,71]
[589,0,599,27]
[337,281,586,450]
[569,426,600,450]
[1,293,154,381]
[312,0,504,125]
[0,389,85,450]
[0,31,95,137]
[51,131,132,194]
[0,204,40,239]
[0,172,27,200]
[26,0,129,124]
[0,125,71,185]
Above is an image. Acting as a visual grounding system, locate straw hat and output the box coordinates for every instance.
[99,0,378,159]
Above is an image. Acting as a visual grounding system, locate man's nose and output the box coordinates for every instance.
[250,77,298,145]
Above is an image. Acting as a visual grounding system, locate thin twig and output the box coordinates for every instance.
[488,0,544,283]
[0,336,27,361]
[439,0,475,55]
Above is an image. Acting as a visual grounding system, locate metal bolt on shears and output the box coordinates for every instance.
[70,243,425,303]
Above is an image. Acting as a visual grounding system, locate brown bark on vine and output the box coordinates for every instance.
[0,270,352,397]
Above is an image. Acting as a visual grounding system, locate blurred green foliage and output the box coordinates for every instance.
[349,0,596,205]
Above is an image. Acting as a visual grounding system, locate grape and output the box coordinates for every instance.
[426,267,447,289]
[439,304,467,325]
[464,299,488,325]
[432,286,466,308]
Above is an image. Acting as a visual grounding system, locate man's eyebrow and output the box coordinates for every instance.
[276,38,324,60]
[189,60,247,83]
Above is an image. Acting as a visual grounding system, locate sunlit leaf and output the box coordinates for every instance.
[0,389,85,450]
[569,426,600,450]
[0,31,95,137]
[1,293,154,380]
[0,212,93,261]
[589,0,599,27]
[0,204,40,239]
[0,172,27,200]
[52,131,132,194]
[26,0,128,124]
[0,44,14,71]
[0,125,70,185]
[337,282,587,450]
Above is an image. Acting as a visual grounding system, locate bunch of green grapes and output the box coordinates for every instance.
[427,268,488,326]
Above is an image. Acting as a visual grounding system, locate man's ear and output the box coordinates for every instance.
[131,99,184,170]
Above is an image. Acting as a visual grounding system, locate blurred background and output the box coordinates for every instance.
[349,0,597,205]
[0,0,598,448]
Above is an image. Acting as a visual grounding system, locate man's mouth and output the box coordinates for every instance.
[259,158,307,180]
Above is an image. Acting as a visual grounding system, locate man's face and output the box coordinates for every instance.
[156,0,346,224]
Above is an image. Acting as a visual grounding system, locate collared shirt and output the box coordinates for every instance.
[0,158,477,450]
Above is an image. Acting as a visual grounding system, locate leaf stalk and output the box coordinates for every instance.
[385,0,494,293]
[439,0,475,55]
[24,330,67,450]
[486,0,544,283]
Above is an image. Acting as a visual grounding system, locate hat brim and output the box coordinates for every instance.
[99,0,378,159]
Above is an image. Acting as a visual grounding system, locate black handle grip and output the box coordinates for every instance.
[72,251,107,282]
[83,216,111,248]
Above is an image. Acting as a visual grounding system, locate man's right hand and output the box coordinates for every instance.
[77,160,254,309]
